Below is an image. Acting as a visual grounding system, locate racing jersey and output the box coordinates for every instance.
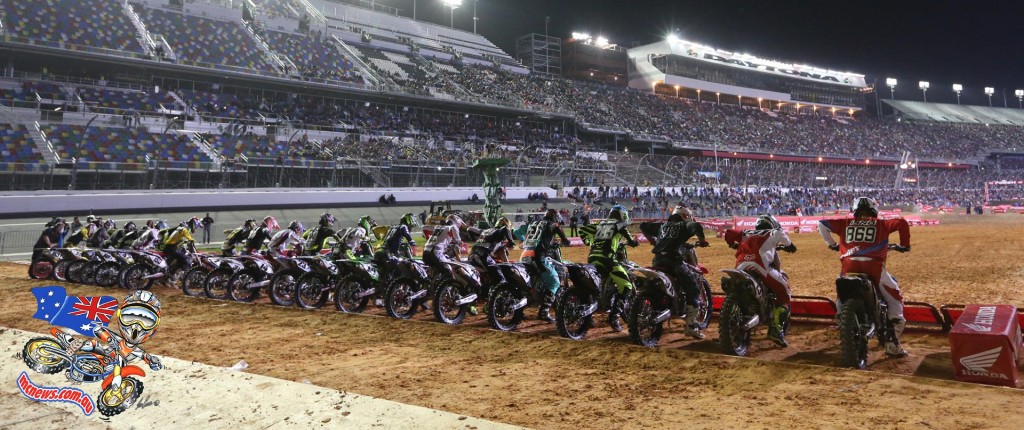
[381,225,413,255]
[725,228,791,269]
[244,225,275,251]
[647,220,705,258]
[222,226,252,251]
[303,225,336,253]
[424,225,461,253]
[161,227,194,248]
[818,217,910,261]
[471,226,515,256]
[337,227,367,249]
[268,229,303,253]
[132,228,162,250]
[582,220,635,260]
[520,220,568,260]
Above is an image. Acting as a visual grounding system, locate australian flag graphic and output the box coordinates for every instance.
[31,286,118,337]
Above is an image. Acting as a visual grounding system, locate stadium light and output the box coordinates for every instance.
[442,0,462,29]
[696,89,701,102]
[953,84,963,105]
[595,36,609,48]
[666,33,679,44]
[757,97,763,109]
[674,85,680,97]
[918,81,929,102]
[985,87,995,106]
[1016,89,1023,109]
[716,92,721,105]
[886,78,897,100]
[572,32,591,41]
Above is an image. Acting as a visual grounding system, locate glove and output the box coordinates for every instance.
[892,245,910,253]
[628,239,639,248]
[828,244,840,251]
[697,240,710,248]
[148,355,163,371]
[782,244,797,253]
[728,242,738,250]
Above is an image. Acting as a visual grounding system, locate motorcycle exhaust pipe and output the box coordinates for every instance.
[742,315,760,331]
[407,289,428,301]
[454,294,478,306]
[863,324,876,339]
[143,272,166,280]
[654,309,673,324]
[579,302,599,318]
[355,288,377,298]
[248,280,271,289]
[509,297,529,311]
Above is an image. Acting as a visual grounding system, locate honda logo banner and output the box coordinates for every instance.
[949,304,1021,387]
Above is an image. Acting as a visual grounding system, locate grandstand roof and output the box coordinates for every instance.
[884,100,1024,126]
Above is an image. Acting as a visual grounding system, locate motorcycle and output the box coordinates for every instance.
[181,254,223,297]
[718,248,791,356]
[293,256,342,309]
[431,259,483,325]
[383,256,433,320]
[555,246,640,340]
[627,241,713,347]
[203,257,247,300]
[835,244,908,369]
[332,258,380,313]
[93,249,135,288]
[262,252,314,306]
[487,245,567,332]
[224,254,292,303]
[29,248,71,280]
[22,330,150,417]
[119,251,169,291]
[66,249,118,286]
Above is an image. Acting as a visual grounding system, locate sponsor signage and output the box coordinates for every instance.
[949,304,1021,387]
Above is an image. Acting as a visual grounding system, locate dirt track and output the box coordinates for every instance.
[1,213,1023,428]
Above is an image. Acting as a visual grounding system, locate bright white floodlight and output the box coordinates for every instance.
[572,32,591,41]
[666,33,679,43]
[442,0,462,7]
[953,84,963,92]
[984,87,995,95]
[918,81,929,90]
[885,78,897,87]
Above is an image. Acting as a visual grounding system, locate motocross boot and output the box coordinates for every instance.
[767,305,790,348]
[683,305,705,339]
[537,291,555,323]
[885,318,908,357]
[607,292,624,332]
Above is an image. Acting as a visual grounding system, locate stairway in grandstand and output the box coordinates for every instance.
[28,122,59,165]
[358,163,392,187]
[119,0,157,57]
[190,132,222,170]
[606,153,672,186]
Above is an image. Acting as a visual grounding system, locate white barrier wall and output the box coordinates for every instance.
[0,187,555,217]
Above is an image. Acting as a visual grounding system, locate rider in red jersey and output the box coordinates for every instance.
[818,197,911,357]
[724,214,797,347]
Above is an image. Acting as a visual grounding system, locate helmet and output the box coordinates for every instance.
[155,220,168,230]
[446,214,465,229]
[288,220,304,233]
[544,209,558,222]
[670,206,692,222]
[319,213,336,227]
[244,219,256,229]
[755,214,781,230]
[86,215,96,223]
[496,216,512,230]
[400,213,415,227]
[263,216,279,231]
[852,197,878,218]
[359,216,377,229]
[116,291,162,345]
[103,219,116,230]
[609,205,629,224]
[123,221,137,233]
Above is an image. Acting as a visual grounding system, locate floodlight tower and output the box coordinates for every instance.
[1016,89,1024,109]
[918,81,929,102]
[886,78,897,100]
[953,84,962,105]
[442,0,462,29]
[985,87,995,106]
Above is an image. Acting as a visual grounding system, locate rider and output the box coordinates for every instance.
[646,206,709,339]
[423,214,464,274]
[724,214,797,347]
[159,219,199,273]
[520,209,569,323]
[302,213,337,256]
[374,213,416,264]
[468,216,516,285]
[818,197,912,357]
[582,205,638,331]
[243,216,279,255]
[267,221,305,265]
[32,220,66,261]
[50,290,163,391]
[131,220,163,251]
[334,216,377,259]
[221,219,256,256]
[103,221,137,249]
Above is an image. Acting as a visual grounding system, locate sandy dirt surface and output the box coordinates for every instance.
[0,213,1022,428]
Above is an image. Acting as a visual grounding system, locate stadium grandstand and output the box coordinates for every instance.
[0,0,1019,208]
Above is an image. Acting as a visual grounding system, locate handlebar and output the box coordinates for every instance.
[887,244,910,253]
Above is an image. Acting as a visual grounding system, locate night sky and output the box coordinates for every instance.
[367,0,1024,106]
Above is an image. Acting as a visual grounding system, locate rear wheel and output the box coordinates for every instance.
[93,262,121,287]
[29,259,54,280]
[80,262,100,285]
[228,271,261,302]
[295,273,329,309]
[628,292,664,347]
[432,282,468,325]
[22,337,69,374]
[52,260,71,282]
[182,267,209,297]
[838,298,869,369]
[555,287,594,340]
[66,260,89,284]
[268,270,299,306]
[204,268,233,300]
[719,296,751,356]
[333,275,371,313]
[694,277,713,329]
[122,263,155,291]
[486,283,525,331]
[385,278,421,319]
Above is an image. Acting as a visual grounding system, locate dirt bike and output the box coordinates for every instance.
[332,258,380,313]
[227,254,302,304]
[487,245,567,332]
[293,256,342,309]
[29,248,72,280]
[66,249,118,286]
[92,249,134,288]
[555,246,640,340]
[203,257,248,300]
[383,254,433,320]
[181,254,224,297]
[627,241,714,347]
[22,330,152,417]
[119,250,169,291]
[431,259,483,325]
[835,244,909,369]
[718,248,792,356]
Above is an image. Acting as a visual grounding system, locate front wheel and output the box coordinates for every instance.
[268,270,299,306]
[838,298,869,369]
[295,273,330,309]
[385,278,422,319]
[333,275,371,313]
[204,268,234,300]
[52,260,72,282]
[97,377,143,417]
[719,296,751,356]
[182,267,209,297]
[694,277,713,329]
[628,292,665,347]
[228,271,262,302]
[29,259,54,280]
[121,263,155,291]
[66,260,89,284]
[22,337,69,374]
[432,282,468,325]
[93,262,121,287]
[486,283,525,331]
[555,287,594,340]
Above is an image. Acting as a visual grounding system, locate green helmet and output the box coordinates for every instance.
[400,213,415,227]
[359,215,377,231]
[609,205,629,224]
